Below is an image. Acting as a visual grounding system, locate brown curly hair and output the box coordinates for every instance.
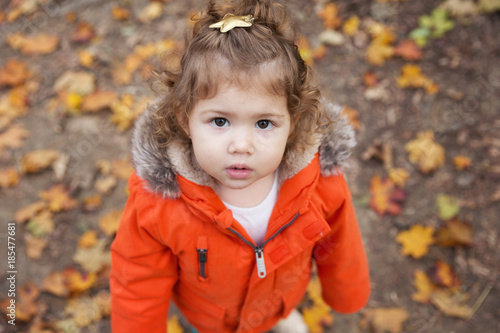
[152,0,329,154]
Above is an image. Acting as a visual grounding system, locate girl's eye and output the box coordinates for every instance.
[256,120,273,130]
[211,118,228,127]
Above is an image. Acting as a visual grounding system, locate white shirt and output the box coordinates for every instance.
[223,174,279,246]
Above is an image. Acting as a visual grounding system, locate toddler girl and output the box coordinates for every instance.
[110,0,370,332]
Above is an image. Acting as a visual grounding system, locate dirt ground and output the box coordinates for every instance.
[1,0,499,332]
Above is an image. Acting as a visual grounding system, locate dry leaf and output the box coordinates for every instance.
[360,308,409,333]
[78,50,95,67]
[112,5,131,20]
[341,107,360,130]
[64,295,104,327]
[73,238,111,273]
[0,167,20,188]
[24,234,48,259]
[15,282,40,321]
[303,275,334,333]
[297,37,326,65]
[99,209,123,236]
[110,94,147,132]
[0,123,29,153]
[72,21,96,44]
[397,64,439,94]
[429,261,460,288]
[453,155,472,170]
[41,271,71,297]
[54,71,96,95]
[0,59,31,86]
[363,71,378,87]
[95,175,117,195]
[167,315,184,333]
[436,218,473,247]
[112,156,134,180]
[369,175,405,215]
[65,268,98,294]
[39,184,78,212]
[27,210,54,237]
[405,130,445,173]
[394,40,422,60]
[388,168,410,187]
[441,0,479,17]
[318,3,342,29]
[343,16,360,36]
[22,149,59,173]
[82,194,102,212]
[15,201,47,224]
[366,26,395,66]
[7,32,59,55]
[318,29,345,46]
[396,224,435,259]
[81,91,118,112]
[412,270,437,303]
[78,230,99,248]
[430,289,472,319]
[138,2,163,23]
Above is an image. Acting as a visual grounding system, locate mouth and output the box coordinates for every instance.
[226,164,252,179]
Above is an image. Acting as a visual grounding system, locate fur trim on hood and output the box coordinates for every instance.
[131,102,356,199]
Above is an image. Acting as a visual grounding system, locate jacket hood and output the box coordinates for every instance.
[131,101,356,199]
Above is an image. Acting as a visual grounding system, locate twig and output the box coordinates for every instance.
[468,283,493,319]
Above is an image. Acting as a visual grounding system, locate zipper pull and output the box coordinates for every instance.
[255,248,266,278]
[197,249,207,279]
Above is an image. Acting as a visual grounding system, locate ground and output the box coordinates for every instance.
[0,0,499,332]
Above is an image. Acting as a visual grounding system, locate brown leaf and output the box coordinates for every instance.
[82,194,102,212]
[341,107,360,130]
[453,155,472,170]
[24,234,48,259]
[15,201,47,224]
[41,271,71,297]
[95,175,117,195]
[54,71,96,95]
[428,261,460,288]
[405,130,445,174]
[0,167,20,188]
[81,91,118,112]
[0,59,31,86]
[430,289,472,319]
[394,40,422,60]
[111,156,134,180]
[0,124,29,153]
[436,218,473,247]
[360,308,409,333]
[26,210,54,237]
[15,282,40,321]
[318,3,342,29]
[363,71,378,87]
[369,175,405,215]
[112,5,131,20]
[39,184,78,212]
[72,21,96,44]
[7,32,59,55]
[22,149,59,173]
[73,238,111,273]
[99,209,123,236]
[78,230,98,248]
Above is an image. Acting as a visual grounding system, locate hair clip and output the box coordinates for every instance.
[209,14,254,33]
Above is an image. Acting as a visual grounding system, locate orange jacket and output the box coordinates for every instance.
[110,103,370,333]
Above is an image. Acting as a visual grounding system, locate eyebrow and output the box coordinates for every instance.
[200,109,286,118]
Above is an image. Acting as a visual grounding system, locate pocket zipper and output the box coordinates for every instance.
[197,236,208,279]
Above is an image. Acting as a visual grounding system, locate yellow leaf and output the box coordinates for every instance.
[397,64,439,94]
[369,175,405,215]
[341,107,360,130]
[81,91,118,113]
[304,275,334,333]
[396,224,435,259]
[111,156,134,180]
[366,42,394,66]
[110,94,148,132]
[73,239,111,273]
[95,175,117,195]
[0,167,20,188]
[388,168,410,187]
[6,32,59,55]
[412,270,437,303]
[360,308,409,333]
[453,155,472,170]
[430,289,472,319]
[112,5,131,20]
[78,230,99,248]
[65,295,105,327]
[15,201,47,224]
[318,3,342,29]
[405,130,445,174]
[54,71,96,95]
[99,209,123,236]
[78,50,95,67]
[39,184,78,212]
[65,92,83,113]
[429,261,460,288]
[0,59,31,87]
[66,268,98,294]
[82,194,102,212]
[138,2,163,24]
[343,16,360,36]
[22,149,59,173]
[167,315,184,333]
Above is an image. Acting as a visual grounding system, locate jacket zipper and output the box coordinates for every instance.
[227,212,300,279]
[197,249,207,278]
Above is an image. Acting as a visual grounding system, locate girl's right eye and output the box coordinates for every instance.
[211,118,228,127]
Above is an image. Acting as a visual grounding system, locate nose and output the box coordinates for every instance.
[228,128,255,154]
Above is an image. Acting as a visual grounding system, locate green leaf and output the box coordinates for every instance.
[437,194,460,220]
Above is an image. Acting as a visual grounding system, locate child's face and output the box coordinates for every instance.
[186,83,291,200]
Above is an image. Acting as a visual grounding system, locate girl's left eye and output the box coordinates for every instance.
[256,120,273,130]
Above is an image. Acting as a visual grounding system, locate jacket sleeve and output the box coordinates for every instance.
[313,174,370,314]
[110,173,178,332]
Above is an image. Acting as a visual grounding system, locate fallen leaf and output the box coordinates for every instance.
[394,40,422,60]
[78,50,95,68]
[360,308,409,333]
[343,16,360,36]
[441,0,479,17]
[396,224,435,259]
[0,59,31,86]
[138,2,163,23]
[41,271,71,297]
[436,218,473,247]
[24,234,48,259]
[65,268,98,294]
[297,37,326,65]
[72,21,96,44]
[366,25,395,66]
[15,201,47,224]
[318,3,342,29]
[54,71,96,95]
[82,194,102,212]
[341,107,360,130]
[112,156,134,180]
[22,149,59,173]
[303,275,334,333]
[430,289,471,319]
[362,141,393,169]
[15,282,40,321]
[39,184,78,212]
[405,130,445,173]
[388,168,410,187]
[318,29,345,46]
[0,123,29,153]
[429,261,460,288]
[110,94,147,132]
[436,194,460,220]
[73,238,111,273]
[112,5,131,20]
[167,315,184,333]
[99,209,123,236]
[453,155,472,170]
[26,210,54,237]
[478,0,500,13]
[412,269,437,303]
[363,71,378,87]
[95,175,117,195]
[369,175,405,215]
[397,64,439,94]
[6,32,60,55]
[81,91,118,112]
[64,92,84,114]
[78,230,99,248]
[64,295,104,327]
[0,167,20,188]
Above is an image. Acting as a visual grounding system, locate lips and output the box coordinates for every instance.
[226,164,252,179]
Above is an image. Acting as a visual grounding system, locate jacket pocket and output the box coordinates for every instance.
[197,236,208,281]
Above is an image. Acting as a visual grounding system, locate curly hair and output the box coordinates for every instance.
[152,0,330,154]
